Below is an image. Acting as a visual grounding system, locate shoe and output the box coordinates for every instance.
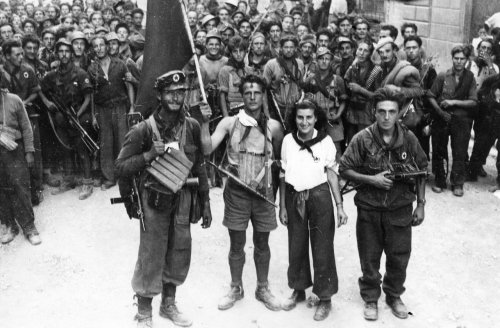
[218,285,244,310]
[134,313,152,328]
[431,185,443,193]
[26,231,42,246]
[51,180,76,195]
[79,183,93,200]
[255,285,281,311]
[313,300,331,321]
[282,290,306,311]
[159,297,192,327]
[1,226,19,244]
[93,177,102,188]
[101,180,116,191]
[43,173,60,187]
[386,296,408,319]
[363,302,378,321]
[479,166,487,177]
[489,184,500,193]
[452,186,464,197]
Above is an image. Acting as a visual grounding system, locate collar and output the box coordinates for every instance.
[58,62,75,75]
[382,57,398,72]
[297,129,317,142]
[371,121,405,150]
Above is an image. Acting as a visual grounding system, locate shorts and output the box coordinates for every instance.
[223,179,277,232]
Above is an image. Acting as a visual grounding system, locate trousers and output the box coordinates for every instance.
[469,113,500,183]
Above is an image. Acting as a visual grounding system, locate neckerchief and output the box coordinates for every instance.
[154,105,186,142]
[313,68,336,99]
[227,57,246,79]
[205,52,223,61]
[248,52,269,71]
[382,57,397,78]
[291,128,327,161]
[277,55,301,84]
[409,56,422,71]
[452,68,475,101]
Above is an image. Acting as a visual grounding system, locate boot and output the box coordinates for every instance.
[255,284,281,311]
[51,178,77,195]
[282,290,305,311]
[43,172,60,187]
[1,226,19,244]
[313,300,331,321]
[134,295,152,328]
[386,296,408,319]
[159,297,192,327]
[218,285,244,310]
[79,179,93,200]
[363,302,378,321]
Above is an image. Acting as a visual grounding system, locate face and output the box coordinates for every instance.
[318,34,330,48]
[404,40,420,61]
[187,11,197,27]
[293,14,302,27]
[16,5,26,16]
[34,10,45,22]
[83,28,95,40]
[196,4,205,15]
[117,27,129,42]
[116,6,125,17]
[0,26,13,42]
[72,6,82,17]
[252,36,265,55]
[296,108,317,136]
[249,0,258,10]
[221,29,234,44]
[108,40,119,56]
[79,17,89,28]
[205,19,217,31]
[242,82,264,112]
[452,51,467,71]
[478,41,493,57]
[282,17,293,32]
[195,31,206,45]
[133,13,143,26]
[4,7,11,16]
[231,47,246,62]
[24,41,39,60]
[26,5,34,16]
[218,9,229,22]
[356,43,371,62]
[238,3,247,13]
[339,43,352,59]
[7,46,24,67]
[206,38,221,56]
[239,22,252,38]
[61,5,70,16]
[379,29,391,39]
[403,27,416,38]
[124,14,132,25]
[282,40,296,59]
[301,43,313,58]
[12,15,21,27]
[159,88,186,111]
[317,53,332,71]
[72,39,86,56]
[57,44,72,64]
[109,20,119,31]
[269,25,281,43]
[188,0,197,10]
[297,25,308,38]
[355,23,368,39]
[92,38,108,58]
[23,22,35,34]
[0,13,7,25]
[478,28,487,39]
[103,10,113,22]
[92,13,103,27]
[63,17,74,27]
[375,100,399,132]
[47,6,57,18]
[232,13,244,25]
[378,43,395,64]
[43,33,55,49]
[43,20,54,29]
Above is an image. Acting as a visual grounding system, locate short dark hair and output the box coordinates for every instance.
[22,18,38,29]
[401,22,418,35]
[287,97,327,132]
[115,22,130,34]
[228,35,248,52]
[372,87,404,110]
[193,28,207,39]
[316,28,334,41]
[2,39,22,57]
[267,21,282,33]
[0,23,14,32]
[131,8,144,17]
[91,35,108,46]
[22,34,41,48]
[451,44,470,58]
[239,74,266,94]
[477,39,494,50]
[404,35,422,48]
[381,24,398,39]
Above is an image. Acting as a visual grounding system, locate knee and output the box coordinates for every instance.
[253,232,270,253]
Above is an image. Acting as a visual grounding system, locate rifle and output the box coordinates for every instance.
[110,176,145,231]
[341,170,428,195]
[269,90,286,130]
[47,92,100,155]
[208,161,277,208]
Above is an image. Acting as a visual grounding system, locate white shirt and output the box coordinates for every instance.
[281,130,338,192]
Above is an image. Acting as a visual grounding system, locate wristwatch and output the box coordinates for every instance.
[417,199,426,206]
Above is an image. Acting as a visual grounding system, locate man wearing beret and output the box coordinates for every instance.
[116,70,212,327]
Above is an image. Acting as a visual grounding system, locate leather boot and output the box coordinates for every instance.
[159,297,192,327]
[282,290,305,311]
[386,296,408,319]
[363,302,378,321]
[313,300,331,321]
[255,284,281,311]
[134,295,152,328]
[1,226,19,244]
[218,285,244,310]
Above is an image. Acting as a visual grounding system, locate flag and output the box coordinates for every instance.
[135,0,192,116]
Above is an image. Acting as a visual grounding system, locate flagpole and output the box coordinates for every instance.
[179,0,208,104]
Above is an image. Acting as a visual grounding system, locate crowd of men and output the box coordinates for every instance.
[1,0,499,327]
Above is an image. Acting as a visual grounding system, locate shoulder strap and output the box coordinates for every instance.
[220,118,239,167]
[147,115,162,142]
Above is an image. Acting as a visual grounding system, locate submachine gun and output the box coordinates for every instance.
[341,170,428,195]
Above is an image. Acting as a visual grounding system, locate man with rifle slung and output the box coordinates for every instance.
[41,38,95,200]
[115,71,212,328]
[201,74,284,312]
[339,87,427,322]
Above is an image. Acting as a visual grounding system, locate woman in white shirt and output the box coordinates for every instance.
[279,99,348,321]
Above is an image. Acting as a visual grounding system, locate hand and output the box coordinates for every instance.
[370,170,394,190]
[385,85,401,93]
[201,200,212,228]
[327,110,340,121]
[348,82,362,93]
[0,133,18,151]
[25,152,34,168]
[412,204,425,226]
[92,115,99,130]
[439,110,451,123]
[440,99,455,109]
[336,206,348,227]
[46,101,57,112]
[200,102,212,122]
[279,207,288,226]
[145,140,165,162]
[124,72,133,82]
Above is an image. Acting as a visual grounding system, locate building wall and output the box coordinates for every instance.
[385,0,472,71]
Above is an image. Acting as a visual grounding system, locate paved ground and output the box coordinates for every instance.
[1,147,499,328]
